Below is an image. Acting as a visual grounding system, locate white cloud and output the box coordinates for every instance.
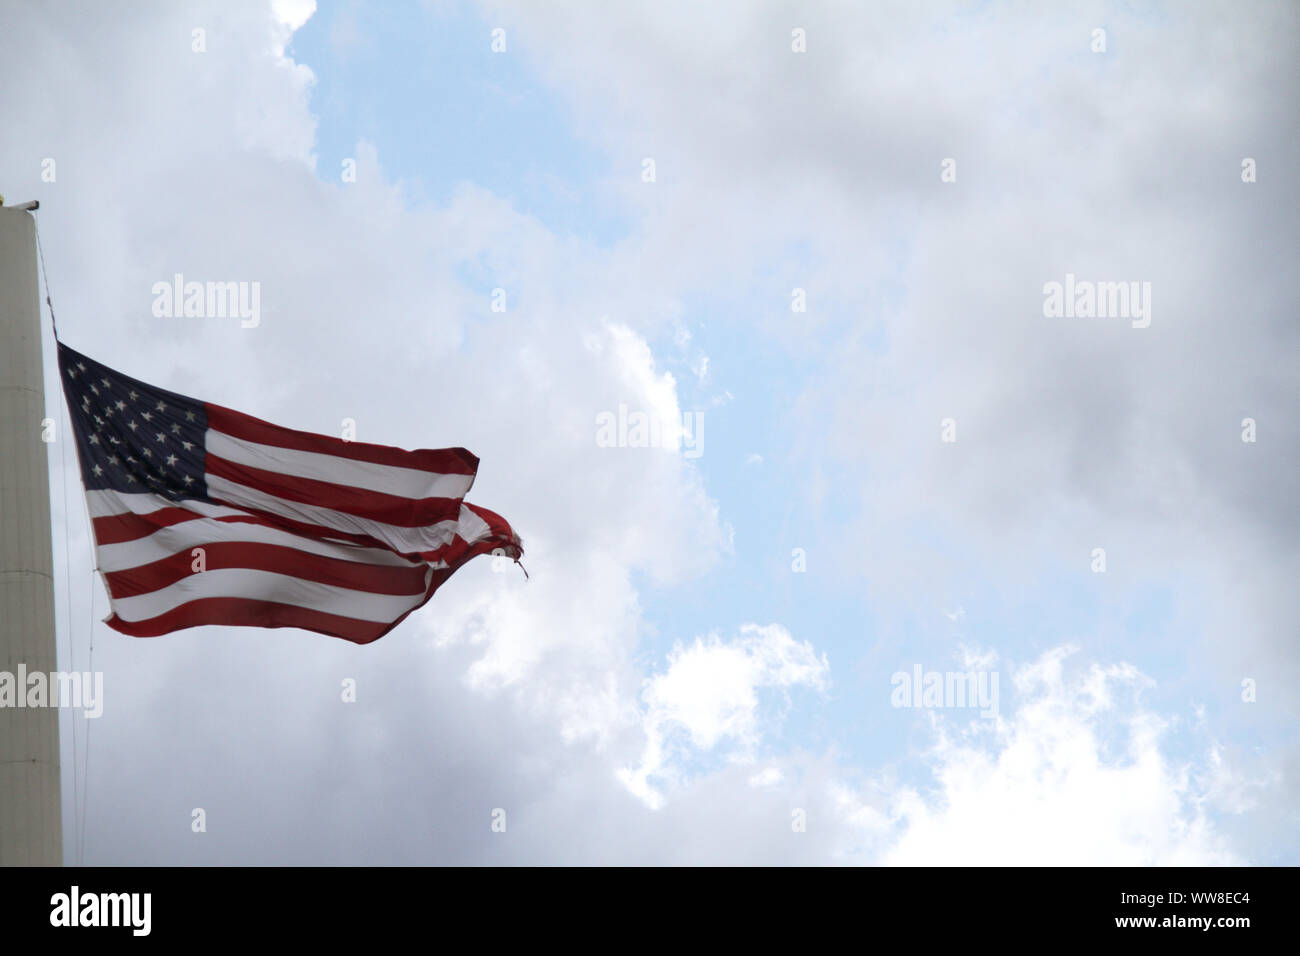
[620,623,829,807]
[838,648,1243,865]
[474,0,1298,858]
[0,0,735,860]
[1,0,1290,864]
[272,0,317,32]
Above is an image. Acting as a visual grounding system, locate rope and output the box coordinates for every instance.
[80,625,93,866]
[33,210,90,863]
[33,212,58,340]
[35,214,79,863]
[78,479,97,867]
[59,399,81,865]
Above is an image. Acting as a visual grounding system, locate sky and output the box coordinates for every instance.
[0,0,1295,864]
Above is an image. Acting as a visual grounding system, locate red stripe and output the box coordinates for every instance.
[421,502,523,565]
[465,502,522,548]
[102,508,520,643]
[90,502,397,555]
[105,598,395,644]
[103,541,429,600]
[91,497,516,567]
[206,454,463,527]
[206,403,478,476]
[94,507,201,545]
[209,506,409,554]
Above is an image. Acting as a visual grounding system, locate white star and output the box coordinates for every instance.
[141,411,152,422]
[115,400,126,411]
[183,475,194,485]
[77,362,86,372]
[88,435,99,445]
[101,378,111,388]
[93,416,103,427]
[181,441,194,451]
[128,420,138,431]
[166,454,178,466]
[109,436,120,446]
[103,406,113,417]
[171,423,182,434]
[67,369,76,379]
[89,384,99,396]
[128,390,138,401]
[126,455,136,464]
[155,401,166,412]
[127,474,137,483]
[185,411,197,422]
[108,455,119,466]
[92,464,103,477]
[142,448,152,458]
[155,432,166,443]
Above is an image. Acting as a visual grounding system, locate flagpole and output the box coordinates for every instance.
[0,200,63,866]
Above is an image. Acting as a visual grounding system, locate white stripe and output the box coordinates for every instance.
[417,506,499,561]
[206,429,474,500]
[86,490,249,520]
[206,474,459,555]
[456,505,492,544]
[96,514,420,572]
[110,567,427,624]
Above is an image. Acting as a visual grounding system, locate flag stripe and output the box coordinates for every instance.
[416,502,518,563]
[208,503,422,555]
[85,490,242,520]
[206,403,479,476]
[205,453,462,527]
[206,473,460,554]
[206,428,475,501]
[94,507,204,545]
[104,541,431,600]
[106,598,396,643]
[95,510,420,573]
[87,488,415,561]
[110,567,429,624]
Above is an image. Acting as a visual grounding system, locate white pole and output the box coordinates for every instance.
[0,203,62,866]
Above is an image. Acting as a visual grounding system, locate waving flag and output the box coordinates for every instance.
[57,341,522,644]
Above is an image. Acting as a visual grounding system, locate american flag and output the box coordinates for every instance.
[58,341,522,644]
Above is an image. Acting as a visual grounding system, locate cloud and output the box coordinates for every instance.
[839,648,1244,865]
[272,0,317,32]
[0,0,1291,864]
[620,623,829,807]
[0,0,732,861]
[479,0,1299,853]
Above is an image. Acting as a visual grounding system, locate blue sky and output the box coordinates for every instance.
[3,0,1293,864]
[296,2,629,244]
[287,1,1288,850]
